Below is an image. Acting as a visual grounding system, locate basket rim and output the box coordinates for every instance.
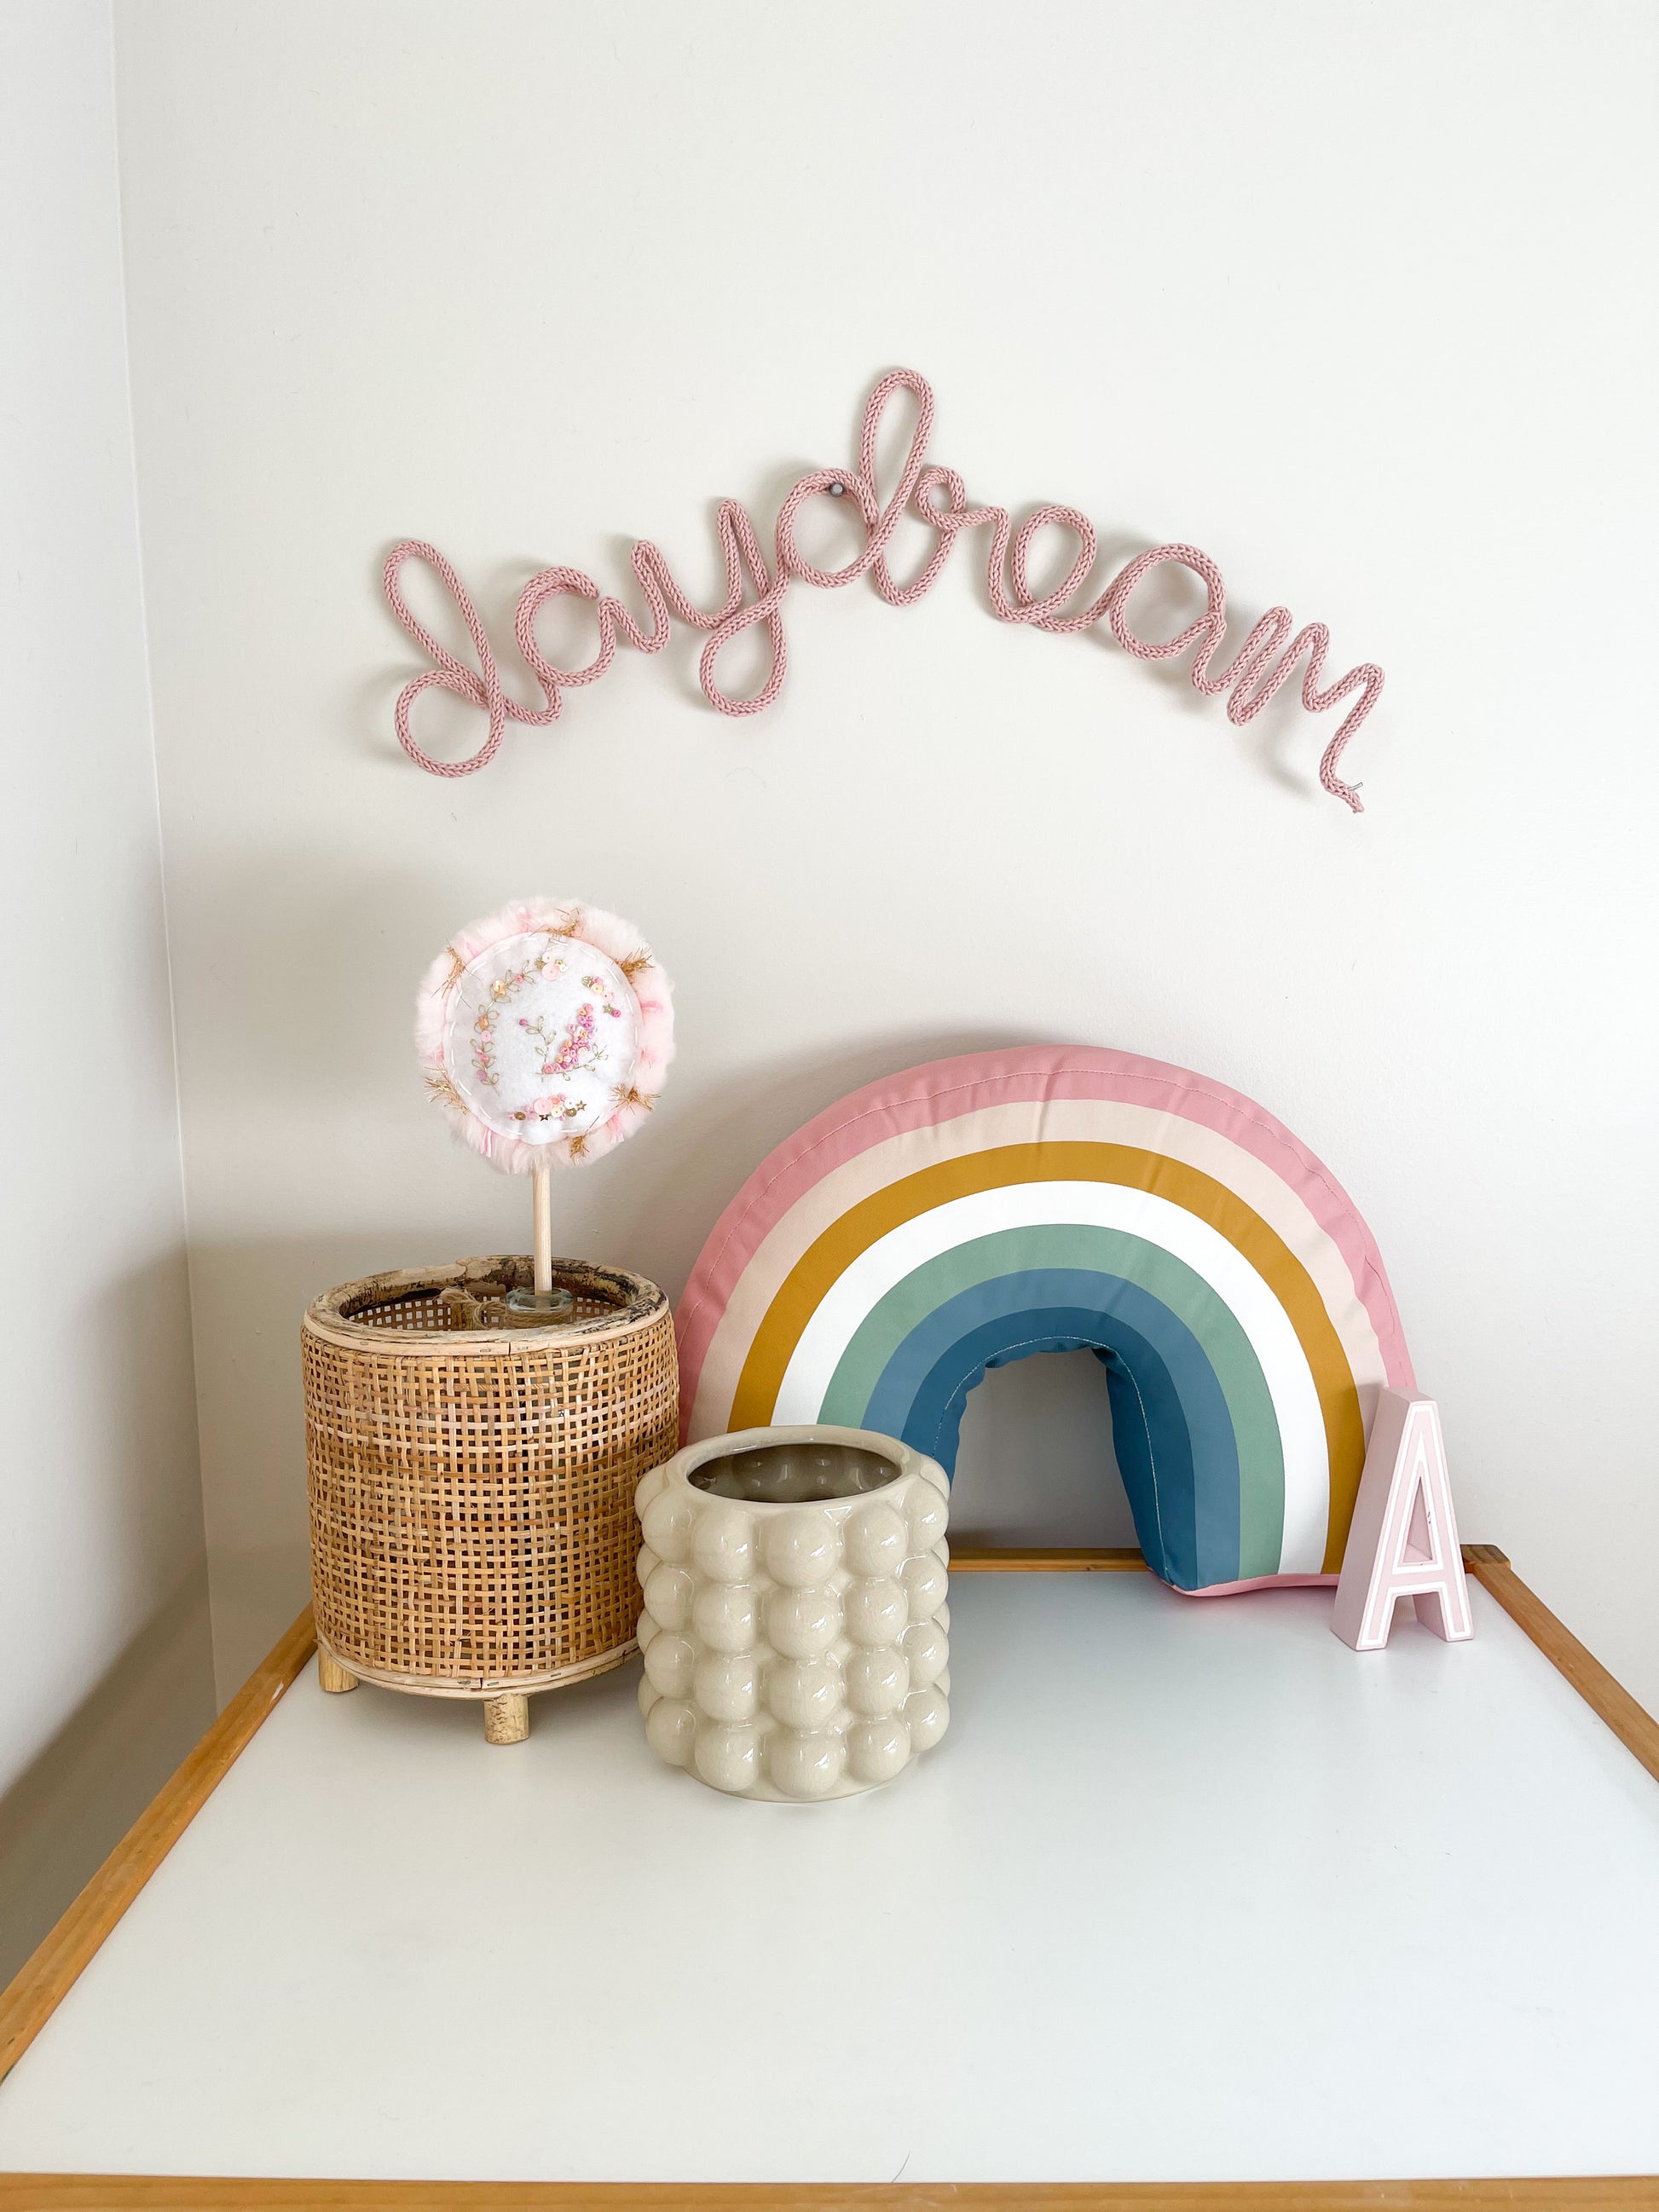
[302,1254,669,1354]
[650,1424,931,1512]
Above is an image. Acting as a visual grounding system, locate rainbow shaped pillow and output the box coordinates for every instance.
[676,1048,1415,1595]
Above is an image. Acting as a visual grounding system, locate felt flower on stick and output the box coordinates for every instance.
[415,898,673,1315]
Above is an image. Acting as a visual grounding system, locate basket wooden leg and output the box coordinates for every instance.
[317,1647,359,1695]
[484,1693,530,1745]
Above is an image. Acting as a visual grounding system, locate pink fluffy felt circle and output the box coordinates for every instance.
[415,898,673,1175]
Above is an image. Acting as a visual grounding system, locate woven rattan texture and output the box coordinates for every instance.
[303,1257,676,1692]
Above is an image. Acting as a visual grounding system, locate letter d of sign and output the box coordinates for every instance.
[1332,1392,1473,1651]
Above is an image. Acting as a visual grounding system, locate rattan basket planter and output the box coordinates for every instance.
[302,1255,677,1743]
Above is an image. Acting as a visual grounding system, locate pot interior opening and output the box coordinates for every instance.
[689,1440,900,1504]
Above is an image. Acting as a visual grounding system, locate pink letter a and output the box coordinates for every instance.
[1332,1391,1473,1651]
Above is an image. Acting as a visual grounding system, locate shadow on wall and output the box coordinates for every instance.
[0,1566,215,1991]
[0,1237,214,1990]
[951,1349,1137,1549]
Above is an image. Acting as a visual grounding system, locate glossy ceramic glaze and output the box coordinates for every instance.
[634,1424,951,1800]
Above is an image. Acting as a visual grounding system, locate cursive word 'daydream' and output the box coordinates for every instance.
[383,369,1384,811]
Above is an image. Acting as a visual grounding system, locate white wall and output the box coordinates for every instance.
[111,1,1659,1705]
[0,0,213,1980]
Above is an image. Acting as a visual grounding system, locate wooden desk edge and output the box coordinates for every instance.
[1460,1545,1659,1788]
[1,2179,1656,2210]
[3,1551,1656,2210]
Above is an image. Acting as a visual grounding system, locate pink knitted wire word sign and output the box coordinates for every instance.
[384,369,1384,811]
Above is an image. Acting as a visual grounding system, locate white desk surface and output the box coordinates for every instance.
[2,1573,1656,2186]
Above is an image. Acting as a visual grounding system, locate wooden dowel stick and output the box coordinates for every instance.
[532,1167,553,1297]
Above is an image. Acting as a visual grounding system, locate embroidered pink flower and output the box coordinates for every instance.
[519,996,610,1094]
[552,1002,598,1076]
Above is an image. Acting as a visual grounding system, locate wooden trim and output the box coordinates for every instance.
[2,2173,1656,2207]
[951,1544,1148,1572]
[1462,1545,1659,1787]
[0,1606,316,2088]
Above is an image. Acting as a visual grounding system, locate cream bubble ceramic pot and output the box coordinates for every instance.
[634,1425,950,1800]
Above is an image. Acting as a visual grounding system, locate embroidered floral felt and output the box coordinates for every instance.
[416,898,673,1174]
